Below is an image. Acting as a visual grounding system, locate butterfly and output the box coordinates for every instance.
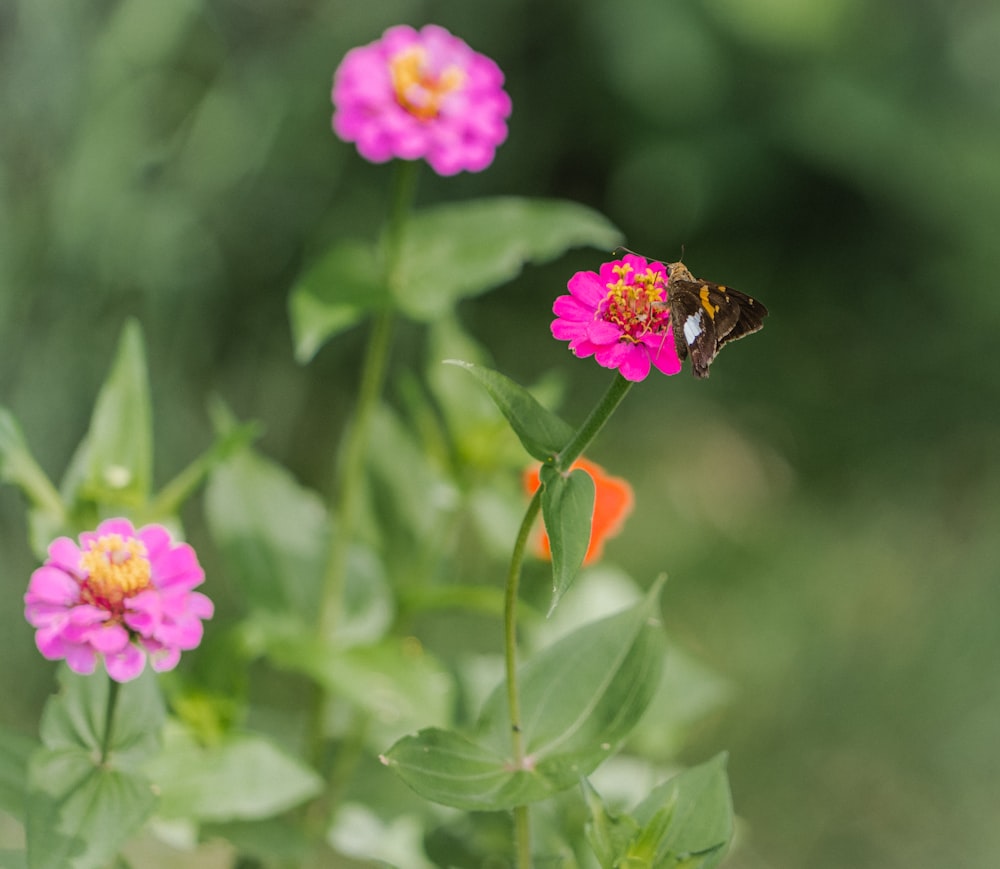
[664,261,769,378]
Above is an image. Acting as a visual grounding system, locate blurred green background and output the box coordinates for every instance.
[2,0,999,867]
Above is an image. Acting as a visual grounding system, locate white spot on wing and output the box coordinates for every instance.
[683,312,703,346]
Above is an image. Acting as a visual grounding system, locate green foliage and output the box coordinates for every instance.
[26,668,164,869]
[393,197,623,320]
[288,239,388,363]
[205,446,329,618]
[144,724,322,822]
[289,197,622,361]
[585,754,733,868]
[539,464,596,613]
[445,360,575,461]
[383,582,666,811]
[58,319,153,513]
[0,728,38,822]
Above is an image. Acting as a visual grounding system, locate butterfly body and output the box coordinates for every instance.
[665,261,768,378]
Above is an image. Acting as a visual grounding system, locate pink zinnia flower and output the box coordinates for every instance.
[24,518,213,683]
[551,253,683,382]
[331,24,512,175]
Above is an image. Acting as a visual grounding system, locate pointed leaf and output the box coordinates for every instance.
[539,464,595,613]
[61,319,153,509]
[384,582,666,810]
[483,578,666,761]
[0,408,64,517]
[395,197,623,320]
[444,361,574,461]
[288,239,389,362]
[144,725,322,822]
[631,753,734,868]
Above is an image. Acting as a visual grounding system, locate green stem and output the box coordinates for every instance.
[310,161,419,803]
[318,159,418,642]
[555,372,634,471]
[98,677,121,766]
[317,308,395,640]
[504,488,541,868]
[503,372,635,868]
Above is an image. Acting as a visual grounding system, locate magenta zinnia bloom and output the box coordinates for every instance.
[332,24,512,176]
[551,253,683,382]
[24,518,213,683]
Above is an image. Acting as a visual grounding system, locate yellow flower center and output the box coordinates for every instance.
[603,264,670,342]
[389,47,465,121]
[79,534,152,611]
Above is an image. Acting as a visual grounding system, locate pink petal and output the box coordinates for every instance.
[551,318,587,342]
[137,524,172,562]
[85,623,130,654]
[151,543,204,590]
[35,624,70,659]
[90,518,136,541]
[105,645,146,683]
[648,335,683,375]
[25,566,80,606]
[47,538,82,573]
[566,271,607,307]
[146,643,180,673]
[615,345,653,382]
[64,644,99,675]
[586,319,623,345]
[553,294,594,322]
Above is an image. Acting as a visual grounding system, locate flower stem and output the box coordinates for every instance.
[318,159,418,642]
[504,487,541,867]
[555,372,634,470]
[317,308,395,640]
[99,676,121,765]
[310,160,418,803]
[503,372,635,868]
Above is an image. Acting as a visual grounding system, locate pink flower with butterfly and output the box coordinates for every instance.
[23,518,213,682]
[551,252,682,382]
[332,24,512,176]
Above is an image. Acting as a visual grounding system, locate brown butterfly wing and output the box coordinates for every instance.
[666,263,769,378]
[667,279,725,378]
[715,287,768,347]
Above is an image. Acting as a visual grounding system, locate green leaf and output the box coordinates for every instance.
[444,361,574,461]
[288,238,389,363]
[0,408,64,517]
[26,668,165,869]
[0,727,40,820]
[205,448,328,618]
[0,408,65,556]
[383,581,666,811]
[380,728,554,811]
[38,667,164,766]
[631,754,734,869]
[60,319,153,511]
[540,464,595,614]
[26,751,157,869]
[143,724,323,822]
[395,197,623,320]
